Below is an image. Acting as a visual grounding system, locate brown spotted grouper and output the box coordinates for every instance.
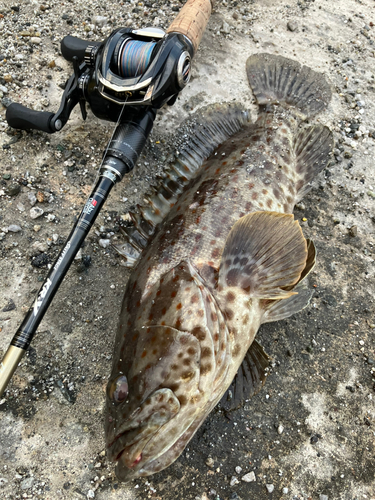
[105,53,333,481]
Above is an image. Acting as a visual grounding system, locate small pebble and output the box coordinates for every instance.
[282,487,289,494]
[348,225,357,237]
[287,21,298,32]
[36,191,45,203]
[221,20,231,34]
[20,477,34,490]
[74,248,83,261]
[87,490,95,499]
[235,466,242,474]
[93,16,108,27]
[205,457,214,467]
[99,238,110,248]
[241,471,256,482]
[266,484,274,493]
[30,37,41,44]
[278,424,284,434]
[230,476,239,486]
[6,183,20,196]
[319,495,328,500]
[7,224,21,232]
[30,207,44,219]
[28,192,37,206]
[2,299,16,312]
[32,241,48,253]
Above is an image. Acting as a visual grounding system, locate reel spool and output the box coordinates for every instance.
[116,39,157,78]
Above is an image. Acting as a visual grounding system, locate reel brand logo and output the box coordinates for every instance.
[83,197,97,215]
[33,278,52,316]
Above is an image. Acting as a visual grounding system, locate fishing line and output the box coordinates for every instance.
[94,39,157,182]
[118,39,157,78]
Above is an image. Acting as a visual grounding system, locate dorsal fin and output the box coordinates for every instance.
[293,125,333,201]
[116,103,249,266]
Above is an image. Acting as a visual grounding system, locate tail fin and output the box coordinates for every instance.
[246,53,331,118]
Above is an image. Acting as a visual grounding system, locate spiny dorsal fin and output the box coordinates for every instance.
[119,103,250,267]
[246,53,332,118]
[293,125,333,201]
[139,103,249,228]
[220,339,270,411]
[218,211,308,300]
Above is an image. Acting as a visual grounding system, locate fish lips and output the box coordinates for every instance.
[115,452,156,482]
[108,417,172,482]
[107,388,180,479]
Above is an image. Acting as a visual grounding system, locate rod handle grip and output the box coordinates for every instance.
[0,345,25,397]
[166,0,214,53]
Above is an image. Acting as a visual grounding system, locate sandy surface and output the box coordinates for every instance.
[0,0,374,499]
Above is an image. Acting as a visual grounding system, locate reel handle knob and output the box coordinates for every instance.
[6,103,57,133]
[166,0,214,53]
[61,35,102,63]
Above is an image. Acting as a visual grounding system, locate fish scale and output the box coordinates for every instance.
[105,53,333,482]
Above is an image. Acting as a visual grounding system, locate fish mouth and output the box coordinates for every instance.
[107,427,154,469]
[112,430,185,482]
[108,427,170,482]
[106,387,183,480]
[107,412,198,482]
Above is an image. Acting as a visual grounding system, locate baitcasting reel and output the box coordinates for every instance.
[6,26,193,133]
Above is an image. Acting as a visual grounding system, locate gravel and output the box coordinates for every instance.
[30,207,44,219]
[0,1,374,500]
[241,471,256,483]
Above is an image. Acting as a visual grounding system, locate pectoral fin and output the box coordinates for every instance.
[262,282,313,323]
[221,340,270,411]
[218,211,308,299]
[262,239,316,323]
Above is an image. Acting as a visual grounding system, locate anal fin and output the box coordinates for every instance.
[220,340,270,411]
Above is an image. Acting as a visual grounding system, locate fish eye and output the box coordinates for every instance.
[108,375,128,403]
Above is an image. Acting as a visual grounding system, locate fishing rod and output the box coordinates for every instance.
[0,0,214,397]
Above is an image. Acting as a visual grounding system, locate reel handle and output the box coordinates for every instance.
[61,36,102,62]
[6,103,56,133]
[166,0,214,53]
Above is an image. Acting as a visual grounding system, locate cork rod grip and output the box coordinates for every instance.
[166,0,214,53]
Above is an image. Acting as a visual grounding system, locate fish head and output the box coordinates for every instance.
[105,260,226,481]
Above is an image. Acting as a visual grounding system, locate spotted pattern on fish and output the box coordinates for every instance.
[105,53,333,482]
